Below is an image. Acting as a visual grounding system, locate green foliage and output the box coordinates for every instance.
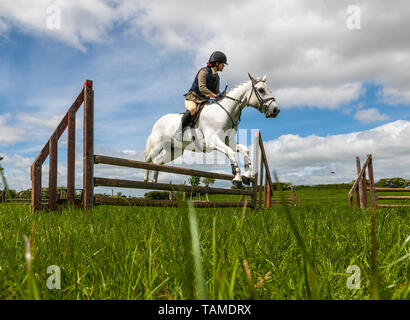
[16,189,32,199]
[201,177,215,187]
[144,191,169,200]
[295,183,352,190]
[188,176,201,187]
[375,177,410,188]
[272,182,292,191]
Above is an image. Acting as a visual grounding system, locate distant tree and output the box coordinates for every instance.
[8,189,16,199]
[189,176,201,186]
[201,177,215,201]
[201,177,215,187]
[188,176,201,200]
[375,178,410,188]
[144,191,169,200]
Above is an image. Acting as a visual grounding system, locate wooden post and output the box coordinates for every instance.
[252,131,259,209]
[258,132,274,201]
[259,154,264,209]
[83,80,94,211]
[30,161,42,212]
[49,134,58,210]
[362,167,368,208]
[266,183,271,208]
[367,154,376,208]
[67,106,76,205]
[356,157,363,208]
[264,176,268,208]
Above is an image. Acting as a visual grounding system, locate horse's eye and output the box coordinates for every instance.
[258,88,265,94]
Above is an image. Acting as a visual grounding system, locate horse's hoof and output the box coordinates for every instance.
[232,180,242,188]
[242,175,251,186]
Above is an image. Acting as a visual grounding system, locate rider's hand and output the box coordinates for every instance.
[215,92,224,99]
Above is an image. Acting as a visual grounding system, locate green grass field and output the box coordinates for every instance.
[0,189,408,300]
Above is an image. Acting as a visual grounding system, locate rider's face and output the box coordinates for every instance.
[217,62,225,72]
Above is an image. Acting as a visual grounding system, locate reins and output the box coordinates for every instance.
[211,79,276,129]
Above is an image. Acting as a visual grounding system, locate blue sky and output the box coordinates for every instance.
[1,0,410,194]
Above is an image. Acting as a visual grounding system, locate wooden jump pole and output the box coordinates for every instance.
[94,155,252,183]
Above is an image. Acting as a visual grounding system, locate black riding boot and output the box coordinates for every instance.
[174,110,193,142]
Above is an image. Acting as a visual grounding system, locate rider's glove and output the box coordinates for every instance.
[215,92,224,99]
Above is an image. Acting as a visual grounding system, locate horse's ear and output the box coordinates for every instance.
[248,72,256,82]
[262,75,267,82]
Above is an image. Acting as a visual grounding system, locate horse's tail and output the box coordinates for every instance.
[145,134,152,161]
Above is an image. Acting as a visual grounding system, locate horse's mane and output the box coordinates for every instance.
[226,79,252,95]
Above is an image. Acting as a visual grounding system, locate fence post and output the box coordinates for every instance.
[49,134,58,210]
[30,161,42,212]
[367,154,376,208]
[259,153,264,209]
[67,106,76,205]
[83,80,94,211]
[266,182,271,208]
[356,157,364,208]
[362,166,368,208]
[252,131,259,209]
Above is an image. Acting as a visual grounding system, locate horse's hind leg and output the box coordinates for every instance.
[236,144,252,185]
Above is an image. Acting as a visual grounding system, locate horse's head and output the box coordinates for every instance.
[246,73,280,118]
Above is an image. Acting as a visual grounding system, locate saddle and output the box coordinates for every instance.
[188,101,207,127]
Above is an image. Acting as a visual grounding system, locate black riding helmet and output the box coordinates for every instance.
[209,51,228,65]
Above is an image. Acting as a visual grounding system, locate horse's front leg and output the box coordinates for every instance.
[209,138,243,188]
[236,144,252,186]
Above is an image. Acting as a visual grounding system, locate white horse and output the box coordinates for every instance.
[144,73,280,187]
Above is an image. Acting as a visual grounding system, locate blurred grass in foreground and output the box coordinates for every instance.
[0,195,408,300]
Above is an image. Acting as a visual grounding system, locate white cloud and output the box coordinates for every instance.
[354,108,389,123]
[17,112,64,129]
[277,83,364,109]
[381,87,410,105]
[263,120,410,184]
[0,0,116,51]
[1,1,410,108]
[0,113,26,144]
[0,153,33,191]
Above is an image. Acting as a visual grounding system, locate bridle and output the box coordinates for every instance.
[213,79,276,128]
[247,79,276,113]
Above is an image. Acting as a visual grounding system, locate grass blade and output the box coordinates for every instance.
[187,202,208,300]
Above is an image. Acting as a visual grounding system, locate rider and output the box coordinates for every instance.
[174,51,228,142]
